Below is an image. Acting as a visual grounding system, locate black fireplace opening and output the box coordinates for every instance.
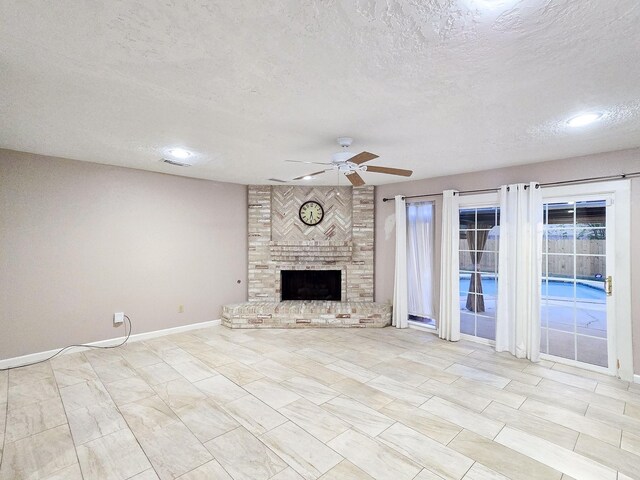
[281,270,341,301]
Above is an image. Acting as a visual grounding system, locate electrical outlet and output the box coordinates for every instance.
[113,312,124,325]
[178,305,184,313]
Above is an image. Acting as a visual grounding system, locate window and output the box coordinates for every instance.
[406,202,435,327]
[459,206,500,340]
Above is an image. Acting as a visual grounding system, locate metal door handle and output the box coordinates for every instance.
[604,275,613,296]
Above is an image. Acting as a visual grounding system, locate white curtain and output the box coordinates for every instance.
[392,195,408,328]
[439,190,460,341]
[495,182,543,361]
[407,202,434,318]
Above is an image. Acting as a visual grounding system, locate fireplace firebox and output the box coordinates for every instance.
[280,270,341,301]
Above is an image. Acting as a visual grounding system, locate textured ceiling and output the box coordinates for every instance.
[1,0,639,185]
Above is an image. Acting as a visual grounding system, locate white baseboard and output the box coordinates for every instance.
[0,319,222,369]
[634,374,640,385]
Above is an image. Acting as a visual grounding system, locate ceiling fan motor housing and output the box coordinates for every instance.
[337,137,353,148]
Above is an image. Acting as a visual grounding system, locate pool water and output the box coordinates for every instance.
[459,277,605,301]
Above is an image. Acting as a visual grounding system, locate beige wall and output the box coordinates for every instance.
[375,148,640,373]
[0,150,248,360]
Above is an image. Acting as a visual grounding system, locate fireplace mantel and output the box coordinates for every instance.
[269,240,352,263]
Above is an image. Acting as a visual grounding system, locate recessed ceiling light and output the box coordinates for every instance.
[167,148,192,159]
[303,176,313,180]
[566,112,603,128]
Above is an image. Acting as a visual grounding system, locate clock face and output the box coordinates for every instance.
[299,201,324,226]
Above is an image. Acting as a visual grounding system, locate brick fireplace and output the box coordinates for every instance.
[247,185,374,301]
[222,185,391,328]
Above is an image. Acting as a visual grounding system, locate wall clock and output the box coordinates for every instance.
[299,200,324,226]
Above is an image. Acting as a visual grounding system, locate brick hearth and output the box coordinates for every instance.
[222,301,391,328]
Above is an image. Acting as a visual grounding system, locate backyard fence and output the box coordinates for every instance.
[459,239,605,278]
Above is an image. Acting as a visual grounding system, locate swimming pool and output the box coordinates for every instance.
[459,277,605,300]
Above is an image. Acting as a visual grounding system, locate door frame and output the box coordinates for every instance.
[541,180,632,381]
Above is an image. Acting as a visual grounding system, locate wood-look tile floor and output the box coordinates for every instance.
[1,326,639,480]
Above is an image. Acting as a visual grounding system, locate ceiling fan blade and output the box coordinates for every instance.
[365,165,413,177]
[349,151,379,165]
[292,170,330,181]
[346,171,366,187]
[286,160,333,165]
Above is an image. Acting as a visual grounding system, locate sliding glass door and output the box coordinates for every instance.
[540,181,632,378]
[450,182,631,379]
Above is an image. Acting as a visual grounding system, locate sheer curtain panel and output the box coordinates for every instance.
[495,182,543,361]
[439,190,460,341]
[407,202,434,319]
[392,195,408,328]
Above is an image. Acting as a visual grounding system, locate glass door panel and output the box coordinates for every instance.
[459,206,499,341]
[540,200,607,367]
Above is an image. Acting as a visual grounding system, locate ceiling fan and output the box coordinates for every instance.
[279,137,413,186]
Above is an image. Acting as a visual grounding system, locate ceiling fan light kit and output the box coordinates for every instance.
[282,137,413,185]
[332,151,356,163]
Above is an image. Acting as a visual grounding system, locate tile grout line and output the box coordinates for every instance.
[219,373,347,476]
[147,359,253,479]
[218,344,425,477]
[371,420,398,441]
[49,357,87,480]
[572,431,582,453]
[227,425,292,479]
[133,339,228,480]
[445,425,466,448]
[83,351,163,480]
[149,340,302,479]
[127,362,217,478]
[458,459,476,480]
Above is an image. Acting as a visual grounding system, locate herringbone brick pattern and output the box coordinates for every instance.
[271,186,352,242]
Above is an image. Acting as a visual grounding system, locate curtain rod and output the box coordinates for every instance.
[381,171,640,202]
